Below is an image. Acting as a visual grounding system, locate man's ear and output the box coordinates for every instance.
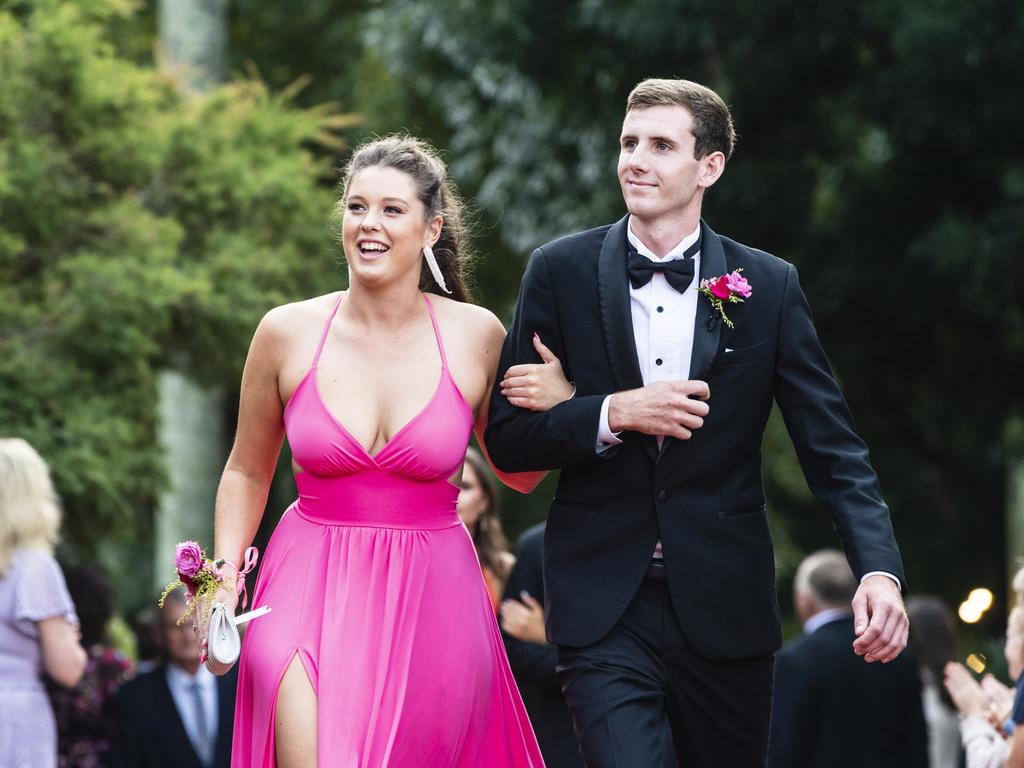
[698,151,727,189]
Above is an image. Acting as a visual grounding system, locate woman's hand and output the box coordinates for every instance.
[500,334,574,412]
[945,661,994,719]
[212,572,241,614]
[981,673,1015,728]
[500,592,548,645]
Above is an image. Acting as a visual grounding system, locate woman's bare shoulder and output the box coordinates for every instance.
[257,292,343,343]
[429,296,505,344]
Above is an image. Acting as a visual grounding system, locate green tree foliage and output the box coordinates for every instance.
[0,0,347,580]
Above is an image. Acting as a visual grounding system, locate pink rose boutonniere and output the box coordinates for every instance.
[699,268,752,329]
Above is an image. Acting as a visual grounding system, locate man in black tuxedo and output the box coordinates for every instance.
[112,591,237,768]
[767,550,927,768]
[484,78,908,766]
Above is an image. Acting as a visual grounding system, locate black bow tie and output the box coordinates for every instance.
[627,237,701,293]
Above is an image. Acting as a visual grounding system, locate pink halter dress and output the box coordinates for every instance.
[232,292,544,767]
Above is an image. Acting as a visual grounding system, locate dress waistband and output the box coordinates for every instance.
[293,472,461,530]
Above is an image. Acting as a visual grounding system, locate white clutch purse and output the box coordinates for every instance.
[195,601,272,676]
[204,602,241,676]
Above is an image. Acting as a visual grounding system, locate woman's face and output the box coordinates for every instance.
[342,166,441,289]
[457,463,488,531]
[1006,607,1024,680]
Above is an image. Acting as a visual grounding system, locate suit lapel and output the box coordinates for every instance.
[157,666,203,764]
[598,216,657,461]
[687,220,726,382]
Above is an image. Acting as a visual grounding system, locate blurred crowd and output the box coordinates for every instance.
[2,435,1023,768]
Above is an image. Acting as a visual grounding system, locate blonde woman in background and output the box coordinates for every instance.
[945,567,1024,768]
[457,447,516,612]
[0,438,86,768]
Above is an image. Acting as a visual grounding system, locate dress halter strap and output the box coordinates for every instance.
[422,294,449,370]
[311,292,345,368]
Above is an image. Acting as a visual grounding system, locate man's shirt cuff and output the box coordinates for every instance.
[860,571,901,591]
[596,395,624,454]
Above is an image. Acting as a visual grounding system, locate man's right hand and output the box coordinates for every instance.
[608,380,710,439]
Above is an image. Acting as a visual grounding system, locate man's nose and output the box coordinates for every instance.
[628,146,649,173]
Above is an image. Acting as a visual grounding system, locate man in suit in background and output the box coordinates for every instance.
[113,590,236,768]
[485,77,908,766]
[500,521,584,768]
[768,550,928,768]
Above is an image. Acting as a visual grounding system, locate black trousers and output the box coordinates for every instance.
[556,570,774,768]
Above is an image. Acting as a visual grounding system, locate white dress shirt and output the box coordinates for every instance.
[597,218,700,449]
[166,663,218,762]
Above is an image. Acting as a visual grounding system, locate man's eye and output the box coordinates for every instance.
[657,143,671,151]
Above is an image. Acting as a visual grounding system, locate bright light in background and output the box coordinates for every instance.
[958,587,995,624]
[968,588,994,611]
[966,653,987,674]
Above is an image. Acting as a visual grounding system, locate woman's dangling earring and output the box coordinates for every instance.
[423,244,452,294]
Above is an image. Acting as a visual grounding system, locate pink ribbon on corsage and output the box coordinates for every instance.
[222,546,259,611]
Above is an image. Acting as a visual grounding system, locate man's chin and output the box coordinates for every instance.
[625,201,662,220]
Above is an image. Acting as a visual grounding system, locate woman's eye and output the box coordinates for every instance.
[347,203,365,212]
[385,206,402,214]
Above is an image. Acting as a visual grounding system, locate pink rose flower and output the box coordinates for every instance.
[175,541,203,579]
[709,276,732,300]
[725,271,752,298]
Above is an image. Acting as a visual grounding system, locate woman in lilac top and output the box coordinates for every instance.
[0,438,87,768]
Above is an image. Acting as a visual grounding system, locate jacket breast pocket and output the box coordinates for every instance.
[717,503,767,519]
[711,340,768,369]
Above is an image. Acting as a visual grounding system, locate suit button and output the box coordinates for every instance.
[657,490,668,503]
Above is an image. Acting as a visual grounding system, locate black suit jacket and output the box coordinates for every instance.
[111,664,237,768]
[502,522,584,768]
[767,616,928,768]
[485,217,906,657]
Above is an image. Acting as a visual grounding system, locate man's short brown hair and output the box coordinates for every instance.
[626,78,736,160]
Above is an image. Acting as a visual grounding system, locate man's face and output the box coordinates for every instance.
[617,105,717,225]
[161,599,202,669]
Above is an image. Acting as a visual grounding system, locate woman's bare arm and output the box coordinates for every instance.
[213,308,289,598]
[473,313,549,494]
[39,616,86,688]
[1005,726,1024,768]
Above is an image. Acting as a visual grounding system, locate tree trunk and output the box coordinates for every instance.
[153,0,230,589]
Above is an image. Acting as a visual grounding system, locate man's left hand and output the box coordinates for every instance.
[851,574,908,663]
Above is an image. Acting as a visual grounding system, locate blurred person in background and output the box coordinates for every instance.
[500,521,584,767]
[0,437,87,768]
[48,564,133,768]
[907,595,962,768]
[767,549,927,768]
[457,447,516,611]
[944,568,1024,768]
[131,605,162,675]
[112,589,237,768]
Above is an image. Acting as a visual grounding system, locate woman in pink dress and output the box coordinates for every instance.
[212,135,571,767]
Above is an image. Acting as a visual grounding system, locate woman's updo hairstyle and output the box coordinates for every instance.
[335,135,474,304]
